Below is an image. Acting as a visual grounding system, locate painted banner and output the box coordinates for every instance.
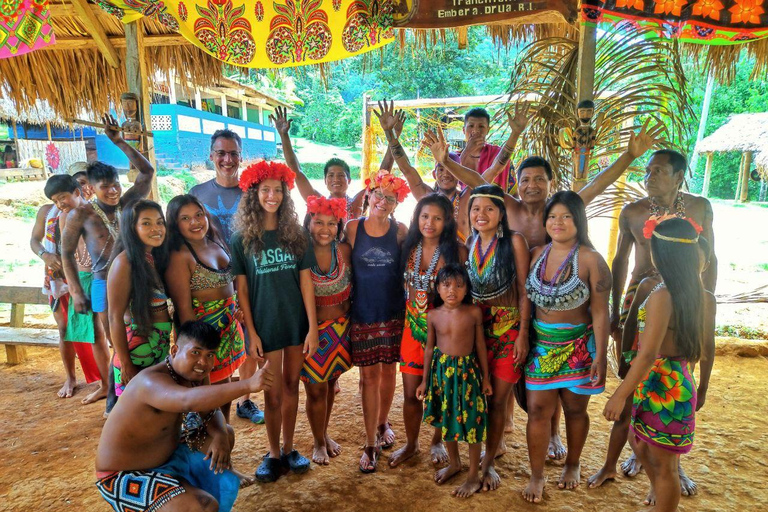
[101,0,395,68]
[581,0,768,43]
[391,0,575,28]
[0,0,56,59]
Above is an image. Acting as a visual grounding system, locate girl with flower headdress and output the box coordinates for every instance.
[603,218,715,512]
[300,195,354,466]
[230,161,319,483]
[343,169,409,473]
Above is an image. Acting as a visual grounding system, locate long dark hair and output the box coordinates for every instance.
[543,191,594,249]
[113,200,169,336]
[165,194,224,252]
[467,184,515,279]
[233,182,307,258]
[650,218,704,362]
[401,193,460,278]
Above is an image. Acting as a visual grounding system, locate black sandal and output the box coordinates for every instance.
[255,454,282,483]
[359,445,379,474]
[281,449,310,474]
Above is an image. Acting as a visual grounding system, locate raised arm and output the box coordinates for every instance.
[103,114,155,206]
[61,207,89,313]
[579,120,663,206]
[701,199,717,292]
[480,104,530,184]
[610,207,634,338]
[374,100,432,200]
[424,126,488,189]
[271,106,321,201]
[376,105,403,173]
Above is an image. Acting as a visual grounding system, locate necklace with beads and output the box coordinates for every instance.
[165,356,216,452]
[405,241,441,312]
[448,191,460,221]
[649,190,685,219]
[91,200,121,240]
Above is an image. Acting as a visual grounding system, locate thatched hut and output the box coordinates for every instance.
[695,113,768,201]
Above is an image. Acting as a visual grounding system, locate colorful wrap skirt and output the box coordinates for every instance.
[631,356,696,454]
[525,320,604,395]
[113,321,173,397]
[301,315,353,384]
[192,295,246,383]
[95,444,239,512]
[350,315,404,367]
[400,299,430,376]
[479,304,522,384]
[423,348,487,444]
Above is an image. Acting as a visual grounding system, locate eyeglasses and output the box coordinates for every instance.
[373,189,397,205]
[212,150,241,159]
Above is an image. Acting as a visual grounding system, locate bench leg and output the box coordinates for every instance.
[5,344,27,364]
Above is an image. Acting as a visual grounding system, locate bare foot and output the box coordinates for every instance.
[312,444,330,465]
[480,439,507,461]
[587,466,617,488]
[621,452,643,477]
[388,443,420,467]
[377,423,395,449]
[325,436,341,457]
[81,384,107,405]
[435,464,461,485]
[679,465,698,496]
[430,442,449,464]
[57,378,77,399]
[557,463,581,490]
[334,380,341,395]
[522,474,546,503]
[644,487,656,506]
[481,466,500,492]
[232,468,256,488]
[453,474,482,498]
[547,434,567,460]
[505,415,514,434]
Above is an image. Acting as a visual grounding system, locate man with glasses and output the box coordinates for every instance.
[190,129,266,425]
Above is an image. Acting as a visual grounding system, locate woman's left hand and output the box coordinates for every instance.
[590,356,607,388]
[303,331,319,359]
[603,394,624,422]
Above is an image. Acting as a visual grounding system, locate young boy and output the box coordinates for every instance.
[30,174,101,399]
[416,264,492,498]
[71,169,94,200]
[95,321,274,512]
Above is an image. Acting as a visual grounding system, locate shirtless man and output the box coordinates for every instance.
[95,321,274,512]
[425,120,661,490]
[600,148,716,497]
[273,106,396,220]
[374,100,530,243]
[61,115,155,406]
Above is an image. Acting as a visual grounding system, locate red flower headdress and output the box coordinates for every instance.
[364,169,410,203]
[239,161,296,191]
[307,195,348,220]
[643,214,703,240]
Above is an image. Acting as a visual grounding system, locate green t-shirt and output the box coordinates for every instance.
[230,229,317,353]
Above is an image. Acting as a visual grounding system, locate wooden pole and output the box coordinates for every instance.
[690,74,714,176]
[125,20,159,200]
[740,151,753,203]
[361,93,372,183]
[573,22,597,193]
[702,152,713,197]
[45,121,52,141]
[6,304,27,364]
[735,153,744,201]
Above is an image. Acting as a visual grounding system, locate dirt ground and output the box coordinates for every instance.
[0,344,765,512]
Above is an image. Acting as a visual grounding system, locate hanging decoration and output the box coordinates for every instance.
[581,0,768,44]
[0,0,55,59]
[101,0,395,68]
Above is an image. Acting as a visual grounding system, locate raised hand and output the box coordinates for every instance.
[394,109,406,137]
[507,102,532,134]
[102,114,122,143]
[423,126,450,164]
[373,100,398,132]
[627,119,664,159]
[269,106,292,136]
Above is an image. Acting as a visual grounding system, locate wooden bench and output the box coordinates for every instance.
[0,285,59,364]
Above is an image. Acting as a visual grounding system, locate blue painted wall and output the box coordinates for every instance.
[3,122,97,140]
[92,104,278,169]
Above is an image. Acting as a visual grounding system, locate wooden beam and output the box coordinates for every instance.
[0,285,48,305]
[49,2,101,17]
[573,22,597,192]
[740,151,753,203]
[39,34,189,50]
[6,304,27,364]
[702,153,713,197]
[68,0,120,68]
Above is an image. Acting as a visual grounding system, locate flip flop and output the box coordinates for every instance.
[359,445,379,474]
[281,449,310,474]
[255,454,282,483]
[377,422,395,450]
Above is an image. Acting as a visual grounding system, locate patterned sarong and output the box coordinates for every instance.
[301,316,352,384]
[192,295,245,383]
[423,348,487,444]
[400,299,430,376]
[478,304,522,384]
[113,322,173,397]
[525,320,604,395]
[631,356,696,455]
[350,316,404,367]
[95,443,239,512]
[619,279,640,328]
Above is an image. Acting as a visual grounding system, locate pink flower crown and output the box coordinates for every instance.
[364,169,410,203]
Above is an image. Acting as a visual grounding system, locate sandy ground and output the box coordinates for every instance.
[0,344,765,512]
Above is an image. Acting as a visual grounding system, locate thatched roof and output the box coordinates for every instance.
[0,96,61,126]
[696,113,768,153]
[0,1,223,122]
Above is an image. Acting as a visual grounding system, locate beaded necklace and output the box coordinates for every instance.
[165,356,216,452]
[311,241,352,307]
[526,243,590,311]
[649,190,685,219]
[466,235,512,301]
[90,200,121,273]
[448,191,460,221]
[404,241,441,312]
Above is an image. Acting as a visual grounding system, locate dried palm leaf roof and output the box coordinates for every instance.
[696,113,768,153]
[0,96,60,125]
